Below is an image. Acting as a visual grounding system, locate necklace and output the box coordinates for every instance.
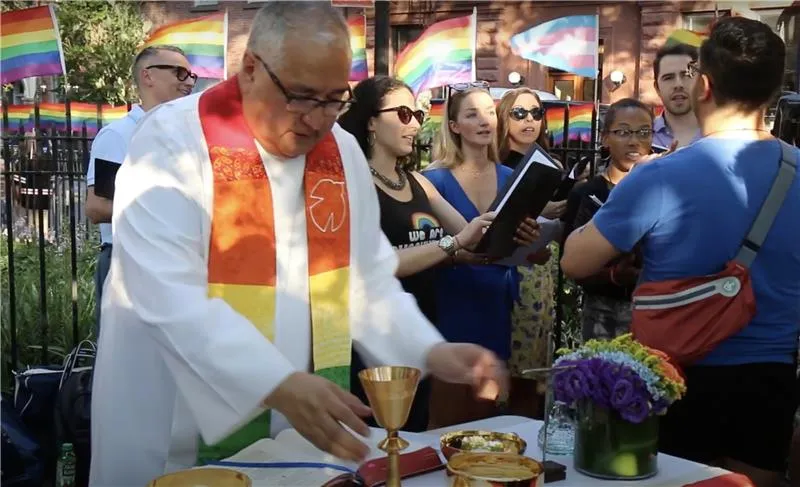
[369,164,407,190]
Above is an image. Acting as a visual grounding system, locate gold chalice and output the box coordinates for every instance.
[358,366,421,487]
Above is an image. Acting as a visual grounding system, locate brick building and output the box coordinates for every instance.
[140,1,798,105]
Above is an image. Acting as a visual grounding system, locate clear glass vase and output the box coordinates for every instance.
[573,401,659,480]
[537,401,576,455]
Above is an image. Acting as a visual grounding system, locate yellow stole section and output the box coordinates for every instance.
[196,76,352,463]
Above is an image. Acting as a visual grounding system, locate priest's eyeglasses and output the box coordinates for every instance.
[253,53,354,116]
[610,128,654,140]
[146,65,198,83]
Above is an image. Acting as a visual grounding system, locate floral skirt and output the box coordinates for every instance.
[508,249,557,377]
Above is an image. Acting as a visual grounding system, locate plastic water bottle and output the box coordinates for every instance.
[56,443,76,487]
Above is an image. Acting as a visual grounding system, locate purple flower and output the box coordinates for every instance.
[611,378,634,409]
[619,393,651,423]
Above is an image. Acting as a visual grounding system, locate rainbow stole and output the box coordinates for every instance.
[196,77,352,463]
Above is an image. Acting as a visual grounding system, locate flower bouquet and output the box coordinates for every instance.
[552,334,686,480]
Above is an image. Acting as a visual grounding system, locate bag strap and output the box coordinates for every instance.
[735,140,797,267]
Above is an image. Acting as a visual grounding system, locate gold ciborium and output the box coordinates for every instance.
[358,366,421,487]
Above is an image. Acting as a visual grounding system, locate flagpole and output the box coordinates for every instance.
[223,9,229,80]
[470,7,477,82]
[49,4,68,88]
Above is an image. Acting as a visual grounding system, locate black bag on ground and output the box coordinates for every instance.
[1,392,45,486]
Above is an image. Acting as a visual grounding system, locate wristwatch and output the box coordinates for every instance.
[438,235,459,256]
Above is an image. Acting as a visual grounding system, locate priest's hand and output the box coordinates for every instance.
[264,372,372,462]
[425,343,509,401]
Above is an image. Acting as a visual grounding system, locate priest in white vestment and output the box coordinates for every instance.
[90,4,507,486]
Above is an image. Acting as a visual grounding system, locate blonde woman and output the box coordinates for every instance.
[422,82,519,428]
[496,88,572,419]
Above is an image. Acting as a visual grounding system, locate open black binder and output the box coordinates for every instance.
[475,144,564,258]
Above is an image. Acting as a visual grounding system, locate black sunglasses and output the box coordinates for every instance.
[377,105,424,125]
[510,106,544,121]
[252,52,354,116]
[146,64,198,83]
[448,80,490,93]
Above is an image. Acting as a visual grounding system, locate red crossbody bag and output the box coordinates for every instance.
[631,140,797,365]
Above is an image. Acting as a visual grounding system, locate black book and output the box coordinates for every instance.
[573,193,604,230]
[93,158,121,200]
[551,155,591,201]
[474,144,564,258]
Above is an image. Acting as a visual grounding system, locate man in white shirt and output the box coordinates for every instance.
[84,45,195,335]
[90,4,506,486]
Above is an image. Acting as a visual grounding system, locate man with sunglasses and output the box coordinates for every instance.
[90,4,507,485]
[85,45,195,337]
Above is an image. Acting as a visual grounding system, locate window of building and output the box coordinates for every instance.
[192,0,219,11]
[681,11,730,32]
[392,25,424,59]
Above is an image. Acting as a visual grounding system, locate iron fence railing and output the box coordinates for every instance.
[1,91,131,380]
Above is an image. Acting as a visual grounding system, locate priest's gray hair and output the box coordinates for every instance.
[247,2,351,70]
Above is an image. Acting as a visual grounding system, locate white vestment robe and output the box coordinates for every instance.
[89,93,445,486]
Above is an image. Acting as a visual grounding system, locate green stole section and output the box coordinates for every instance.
[196,366,351,464]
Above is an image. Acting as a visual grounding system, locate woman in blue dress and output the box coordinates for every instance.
[423,83,519,428]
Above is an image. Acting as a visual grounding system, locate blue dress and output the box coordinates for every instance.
[423,165,519,360]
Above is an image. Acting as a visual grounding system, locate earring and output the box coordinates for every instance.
[367,131,376,147]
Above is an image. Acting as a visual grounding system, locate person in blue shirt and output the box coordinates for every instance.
[561,17,799,487]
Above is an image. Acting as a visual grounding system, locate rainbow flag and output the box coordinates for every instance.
[1,5,66,84]
[664,29,707,48]
[510,15,598,78]
[348,15,368,81]
[394,11,476,94]
[427,99,445,125]
[101,105,129,125]
[141,12,227,79]
[567,102,593,143]
[4,105,33,132]
[545,105,567,146]
[36,102,66,130]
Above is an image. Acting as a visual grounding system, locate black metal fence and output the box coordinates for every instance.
[1,92,118,383]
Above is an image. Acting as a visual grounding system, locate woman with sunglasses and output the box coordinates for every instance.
[562,98,654,342]
[421,82,537,428]
[494,87,564,419]
[337,76,507,432]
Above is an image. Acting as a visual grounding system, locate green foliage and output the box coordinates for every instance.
[1,232,97,382]
[55,0,148,104]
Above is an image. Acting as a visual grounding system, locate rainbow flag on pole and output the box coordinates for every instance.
[141,12,227,79]
[394,10,476,94]
[510,15,599,79]
[1,5,66,84]
[348,14,368,81]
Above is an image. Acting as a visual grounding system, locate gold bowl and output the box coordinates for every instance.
[440,430,527,460]
[447,452,544,487]
[147,468,251,487]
